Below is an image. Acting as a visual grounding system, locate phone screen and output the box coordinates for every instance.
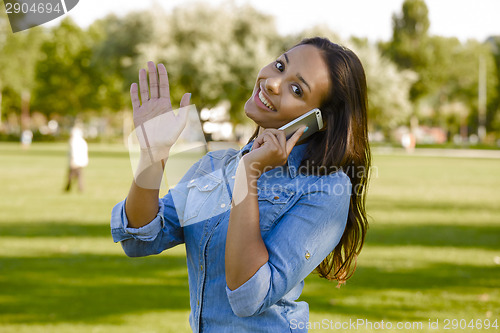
[278,108,323,140]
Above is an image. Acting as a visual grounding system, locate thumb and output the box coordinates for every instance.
[180,93,191,108]
[285,126,307,155]
[175,104,190,131]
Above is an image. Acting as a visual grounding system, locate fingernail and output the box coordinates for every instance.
[304,126,309,132]
[188,93,192,100]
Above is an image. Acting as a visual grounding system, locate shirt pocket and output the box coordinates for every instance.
[183,173,222,225]
[257,187,295,233]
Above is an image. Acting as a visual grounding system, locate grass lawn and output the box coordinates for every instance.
[0,142,499,332]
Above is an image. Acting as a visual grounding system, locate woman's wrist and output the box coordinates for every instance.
[241,155,264,179]
[133,147,170,189]
[139,146,171,165]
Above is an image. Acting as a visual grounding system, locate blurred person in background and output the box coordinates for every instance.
[20,129,33,149]
[65,126,88,192]
[111,37,371,332]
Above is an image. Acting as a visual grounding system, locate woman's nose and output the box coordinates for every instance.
[265,77,281,95]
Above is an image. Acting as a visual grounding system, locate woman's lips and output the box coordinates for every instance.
[254,88,277,112]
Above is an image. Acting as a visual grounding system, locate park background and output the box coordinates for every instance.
[1,0,499,332]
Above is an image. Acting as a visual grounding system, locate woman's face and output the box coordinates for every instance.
[244,44,331,129]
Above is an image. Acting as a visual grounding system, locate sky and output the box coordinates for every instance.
[46,0,499,43]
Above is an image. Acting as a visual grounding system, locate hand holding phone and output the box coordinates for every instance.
[278,108,324,140]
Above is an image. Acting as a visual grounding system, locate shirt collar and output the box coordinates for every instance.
[240,140,308,179]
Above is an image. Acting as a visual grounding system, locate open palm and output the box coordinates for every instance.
[131,61,190,150]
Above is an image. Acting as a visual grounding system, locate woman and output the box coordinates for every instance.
[111,37,370,332]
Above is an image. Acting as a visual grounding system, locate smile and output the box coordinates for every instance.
[257,89,277,111]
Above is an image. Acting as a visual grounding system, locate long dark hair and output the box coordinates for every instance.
[248,37,371,287]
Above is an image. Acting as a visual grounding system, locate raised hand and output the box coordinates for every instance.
[130,61,191,156]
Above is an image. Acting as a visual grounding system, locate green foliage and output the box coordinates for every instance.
[485,36,500,132]
[0,23,45,97]
[381,0,432,101]
[88,11,155,112]
[33,18,98,116]
[393,0,430,40]
[0,21,45,94]
[428,38,498,131]
[353,42,417,133]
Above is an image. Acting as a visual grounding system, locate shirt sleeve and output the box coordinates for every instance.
[110,193,184,257]
[225,172,352,317]
[110,158,203,257]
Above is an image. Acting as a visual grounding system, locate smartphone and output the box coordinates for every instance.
[278,108,323,140]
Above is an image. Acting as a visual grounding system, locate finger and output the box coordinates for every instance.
[130,83,140,109]
[252,131,268,150]
[148,61,159,99]
[261,128,286,150]
[252,134,264,150]
[263,132,281,150]
[180,92,191,108]
[158,63,170,98]
[285,126,307,155]
[273,129,287,151]
[138,68,149,103]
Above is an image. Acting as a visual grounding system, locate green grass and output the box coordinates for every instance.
[0,142,499,332]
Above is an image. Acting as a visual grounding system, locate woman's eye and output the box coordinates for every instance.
[275,60,284,72]
[291,84,303,97]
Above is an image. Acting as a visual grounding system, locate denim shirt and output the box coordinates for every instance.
[111,141,351,333]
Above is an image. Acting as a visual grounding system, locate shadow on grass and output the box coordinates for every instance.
[1,222,112,238]
[366,223,500,249]
[369,198,499,214]
[3,221,498,250]
[302,262,499,322]
[2,252,497,325]
[0,252,190,324]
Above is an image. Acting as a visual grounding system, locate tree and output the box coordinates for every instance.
[0,14,10,127]
[411,36,498,138]
[0,16,45,131]
[486,36,500,135]
[353,41,417,134]
[88,11,155,113]
[33,18,98,117]
[381,0,432,101]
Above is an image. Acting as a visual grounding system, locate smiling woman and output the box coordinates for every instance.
[244,44,331,129]
[111,36,371,332]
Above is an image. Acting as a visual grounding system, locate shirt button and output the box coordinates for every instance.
[203,184,209,189]
[305,251,311,260]
[220,203,226,208]
[190,179,195,183]
[200,265,203,270]
[197,300,200,306]
[274,196,279,200]
[231,175,235,179]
